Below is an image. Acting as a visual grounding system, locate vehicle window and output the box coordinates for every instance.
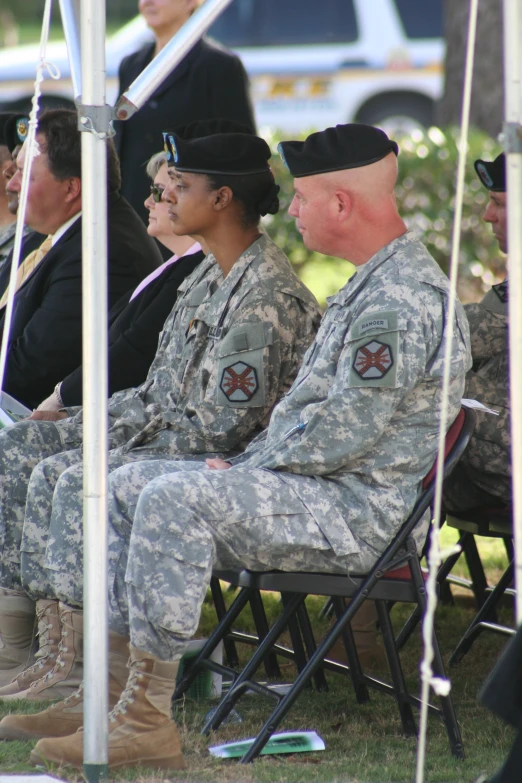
[209,0,358,47]
[394,0,443,39]
[208,0,260,47]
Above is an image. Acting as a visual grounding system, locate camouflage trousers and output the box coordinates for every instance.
[0,420,81,590]
[124,462,369,661]
[19,447,206,605]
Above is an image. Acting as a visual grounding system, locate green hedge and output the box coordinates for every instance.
[262,127,505,307]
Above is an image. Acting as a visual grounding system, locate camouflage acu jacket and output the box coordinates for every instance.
[58,234,320,457]
[460,279,510,500]
[243,232,472,558]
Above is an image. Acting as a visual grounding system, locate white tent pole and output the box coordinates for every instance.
[58,0,81,101]
[503,0,522,626]
[79,0,109,778]
[115,0,233,120]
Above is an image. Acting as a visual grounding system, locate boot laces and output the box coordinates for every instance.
[62,681,84,705]
[108,659,145,722]
[29,615,75,687]
[15,608,56,682]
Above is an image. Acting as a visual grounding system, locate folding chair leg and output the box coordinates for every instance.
[281,592,311,681]
[375,600,416,737]
[331,597,369,704]
[210,577,240,668]
[248,589,281,679]
[450,559,514,666]
[239,596,369,762]
[460,533,492,611]
[295,601,329,692]
[201,592,306,734]
[174,584,254,700]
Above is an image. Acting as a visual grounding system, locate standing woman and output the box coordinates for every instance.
[114,0,256,228]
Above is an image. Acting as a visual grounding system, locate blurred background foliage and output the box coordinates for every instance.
[262,126,506,308]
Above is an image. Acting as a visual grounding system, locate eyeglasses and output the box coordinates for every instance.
[149,184,165,203]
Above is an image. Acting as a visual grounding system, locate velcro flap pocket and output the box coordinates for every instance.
[187,281,210,307]
[216,323,273,407]
[346,310,405,388]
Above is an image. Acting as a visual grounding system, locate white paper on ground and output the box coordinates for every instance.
[461,398,499,415]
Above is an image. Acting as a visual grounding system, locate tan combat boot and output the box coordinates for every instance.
[0,587,36,687]
[329,600,388,672]
[0,630,129,740]
[2,602,83,702]
[31,645,185,771]
[0,599,61,696]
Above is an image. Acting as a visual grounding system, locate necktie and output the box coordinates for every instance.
[0,235,53,311]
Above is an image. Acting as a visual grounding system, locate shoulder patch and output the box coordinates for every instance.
[353,339,394,380]
[220,361,258,402]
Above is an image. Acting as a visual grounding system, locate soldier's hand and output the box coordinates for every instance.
[35,392,63,412]
[206,457,232,470]
[28,410,69,422]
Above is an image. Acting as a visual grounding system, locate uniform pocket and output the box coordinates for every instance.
[216,323,273,408]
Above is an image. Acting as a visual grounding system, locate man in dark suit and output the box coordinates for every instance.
[114,0,256,229]
[1,109,162,409]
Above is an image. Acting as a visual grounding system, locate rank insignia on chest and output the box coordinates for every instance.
[209,326,224,340]
[220,361,258,402]
[353,340,393,380]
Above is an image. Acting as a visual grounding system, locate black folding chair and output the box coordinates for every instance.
[447,508,514,665]
[174,407,476,762]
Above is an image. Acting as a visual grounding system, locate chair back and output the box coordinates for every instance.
[422,407,475,490]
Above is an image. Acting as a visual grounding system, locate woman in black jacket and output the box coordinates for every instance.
[114,0,256,228]
[34,150,205,413]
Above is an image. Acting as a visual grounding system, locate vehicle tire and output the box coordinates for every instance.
[355,92,435,134]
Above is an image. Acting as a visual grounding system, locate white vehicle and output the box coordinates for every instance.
[0,0,444,132]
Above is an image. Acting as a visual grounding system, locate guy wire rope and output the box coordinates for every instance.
[415,0,479,780]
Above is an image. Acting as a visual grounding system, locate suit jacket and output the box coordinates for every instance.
[0,192,162,408]
[60,249,205,406]
[114,37,256,225]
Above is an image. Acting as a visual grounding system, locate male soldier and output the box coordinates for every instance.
[444,152,510,512]
[0,130,319,704]
[29,123,471,771]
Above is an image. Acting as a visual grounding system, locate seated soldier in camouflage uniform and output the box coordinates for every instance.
[444,153,510,512]
[0,130,320,701]
[26,123,471,771]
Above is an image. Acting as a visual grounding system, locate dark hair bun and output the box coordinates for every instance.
[257,183,280,216]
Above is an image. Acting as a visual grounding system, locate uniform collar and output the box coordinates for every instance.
[327,231,413,307]
[194,234,267,325]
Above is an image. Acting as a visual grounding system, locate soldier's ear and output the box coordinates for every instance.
[333,190,352,221]
[213,186,233,211]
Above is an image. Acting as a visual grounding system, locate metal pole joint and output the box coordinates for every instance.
[78,104,115,139]
[501,121,522,154]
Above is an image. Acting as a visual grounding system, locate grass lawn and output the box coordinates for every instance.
[0,527,514,782]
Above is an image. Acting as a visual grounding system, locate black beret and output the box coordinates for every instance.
[171,118,254,142]
[0,113,15,147]
[278,123,399,178]
[474,153,505,192]
[162,130,271,175]
[3,114,29,153]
